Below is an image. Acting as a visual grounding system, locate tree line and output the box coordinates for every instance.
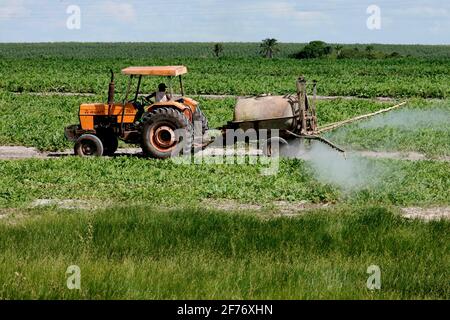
[212,39,402,59]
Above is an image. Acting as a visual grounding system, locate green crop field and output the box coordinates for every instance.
[1,156,450,208]
[1,57,449,98]
[1,43,450,98]
[0,43,449,300]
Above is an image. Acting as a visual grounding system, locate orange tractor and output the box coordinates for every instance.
[64,66,208,158]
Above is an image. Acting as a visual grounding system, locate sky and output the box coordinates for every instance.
[0,0,449,44]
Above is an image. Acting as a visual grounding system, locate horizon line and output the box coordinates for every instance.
[1,41,449,46]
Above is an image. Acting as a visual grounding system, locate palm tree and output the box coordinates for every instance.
[260,38,279,59]
[334,44,344,56]
[213,43,224,58]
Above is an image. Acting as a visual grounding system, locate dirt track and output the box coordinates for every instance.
[0,145,449,162]
[0,146,141,159]
[1,198,448,221]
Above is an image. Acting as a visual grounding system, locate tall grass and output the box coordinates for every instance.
[0,206,448,299]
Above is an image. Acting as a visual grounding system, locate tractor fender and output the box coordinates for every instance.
[147,102,194,122]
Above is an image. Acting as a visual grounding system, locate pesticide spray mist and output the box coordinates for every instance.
[285,106,450,191]
[285,140,389,191]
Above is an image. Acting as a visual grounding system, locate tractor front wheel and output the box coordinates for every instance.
[74,134,104,157]
[141,108,193,159]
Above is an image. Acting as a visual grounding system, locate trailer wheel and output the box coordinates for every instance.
[74,134,104,157]
[141,107,193,159]
[262,137,289,157]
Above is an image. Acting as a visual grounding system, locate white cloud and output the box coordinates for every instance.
[428,20,450,35]
[232,1,328,28]
[263,1,327,23]
[0,0,30,19]
[101,1,136,22]
[398,6,449,18]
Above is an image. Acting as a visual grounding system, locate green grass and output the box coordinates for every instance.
[0,206,448,299]
[315,98,400,126]
[0,93,90,151]
[199,97,236,128]
[0,157,448,209]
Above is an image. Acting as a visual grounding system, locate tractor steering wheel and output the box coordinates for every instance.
[142,95,154,105]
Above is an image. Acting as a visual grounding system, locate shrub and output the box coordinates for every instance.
[336,46,403,59]
[292,41,332,59]
[337,47,368,59]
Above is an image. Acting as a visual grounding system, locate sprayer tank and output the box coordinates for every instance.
[233,96,299,132]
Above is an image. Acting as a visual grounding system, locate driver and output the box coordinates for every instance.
[146,83,171,102]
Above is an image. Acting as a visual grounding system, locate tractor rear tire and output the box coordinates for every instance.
[141,107,193,159]
[97,129,118,156]
[74,134,104,157]
[193,106,209,135]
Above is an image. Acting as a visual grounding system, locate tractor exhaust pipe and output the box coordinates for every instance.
[108,69,115,105]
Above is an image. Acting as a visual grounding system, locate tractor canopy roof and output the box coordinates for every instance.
[121,65,187,77]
